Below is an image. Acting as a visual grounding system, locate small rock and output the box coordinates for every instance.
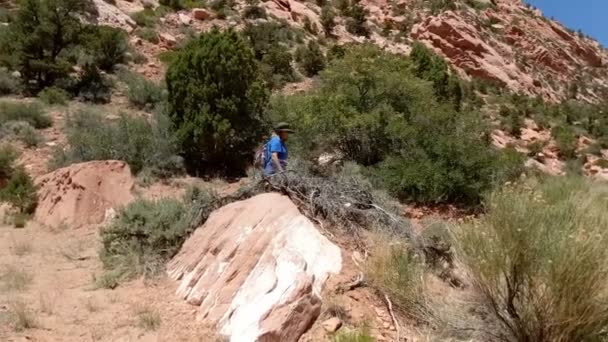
[192,8,212,21]
[130,37,143,46]
[11,71,21,78]
[141,0,155,9]
[160,32,177,46]
[45,141,57,147]
[179,12,192,25]
[147,62,157,68]
[382,322,390,329]
[322,317,342,333]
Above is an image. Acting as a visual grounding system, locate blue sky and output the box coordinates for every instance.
[525,0,607,46]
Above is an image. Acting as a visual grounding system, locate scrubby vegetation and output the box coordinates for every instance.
[39,87,71,105]
[99,198,188,281]
[243,21,304,88]
[51,107,183,177]
[0,0,129,96]
[0,145,37,221]
[452,177,608,341]
[366,237,424,315]
[99,187,217,284]
[295,40,326,77]
[166,29,269,175]
[120,71,165,110]
[0,101,52,129]
[270,44,523,205]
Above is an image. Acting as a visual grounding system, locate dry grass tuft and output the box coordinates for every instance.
[323,298,350,322]
[136,305,161,331]
[365,234,426,318]
[11,236,33,256]
[9,299,38,331]
[39,291,58,315]
[85,297,101,313]
[331,327,375,342]
[1,265,32,291]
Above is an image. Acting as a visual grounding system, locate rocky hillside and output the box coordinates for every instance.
[412,0,608,102]
[88,0,608,102]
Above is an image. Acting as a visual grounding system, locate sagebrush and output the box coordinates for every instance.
[454,177,608,342]
[51,108,182,177]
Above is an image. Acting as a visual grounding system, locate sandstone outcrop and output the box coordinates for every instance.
[411,0,608,101]
[92,0,137,32]
[34,161,134,228]
[167,192,342,341]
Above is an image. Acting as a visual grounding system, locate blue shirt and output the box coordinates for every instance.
[264,135,288,175]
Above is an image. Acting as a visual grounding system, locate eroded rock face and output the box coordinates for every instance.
[92,0,137,32]
[411,0,608,101]
[34,160,134,228]
[167,193,342,342]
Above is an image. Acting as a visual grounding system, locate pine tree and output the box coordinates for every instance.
[165,29,270,175]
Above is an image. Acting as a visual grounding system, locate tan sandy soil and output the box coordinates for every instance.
[0,221,220,342]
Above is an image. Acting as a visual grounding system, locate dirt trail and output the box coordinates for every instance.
[0,222,215,342]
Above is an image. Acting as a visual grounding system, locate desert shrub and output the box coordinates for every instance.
[0,144,17,181]
[73,64,113,103]
[1,121,42,148]
[376,140,524,205]
[366,237,424,315]
[131,9,157,28]
[242,0,266,19]
[594,158,608,168]
[269,44,523,205]
[527,140,545,157]
[99,198,188,280]
[504,111,524,138]
[344,0,369,37]
[295,40,325,77]
[410,42,462,110]
[455,177,608,342]
[552,125,577,159]
[243,21,303,59]
[302,16,318,35]
[166,29,269,175]
[320,5,336,36]
[85,25,129,72]
[464,0,494,10]
[99,187,217,282]
[0,101,52,129]
[52,108,183,177]
[332,329,374,342]
[17,125,41,148]
[209,0,235,18]
[0,166,37,214]
[130,50,148,65]
[259,45,295,88]
[121,71,164,110]
[0,6,12,23]
[159,0,206,10]
[430,0,456,14]
[0,69,20,95]
[135,27,159,44]
[0,0,96,91]
[242,22,301,87]
[39,87,70,105]
[0,146,37,215]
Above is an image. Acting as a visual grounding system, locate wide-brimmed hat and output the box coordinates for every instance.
[273,122,295,133]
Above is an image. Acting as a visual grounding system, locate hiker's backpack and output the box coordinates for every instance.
[253,142,267,169]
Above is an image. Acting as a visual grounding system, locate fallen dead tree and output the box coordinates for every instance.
[186,169,454,278]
